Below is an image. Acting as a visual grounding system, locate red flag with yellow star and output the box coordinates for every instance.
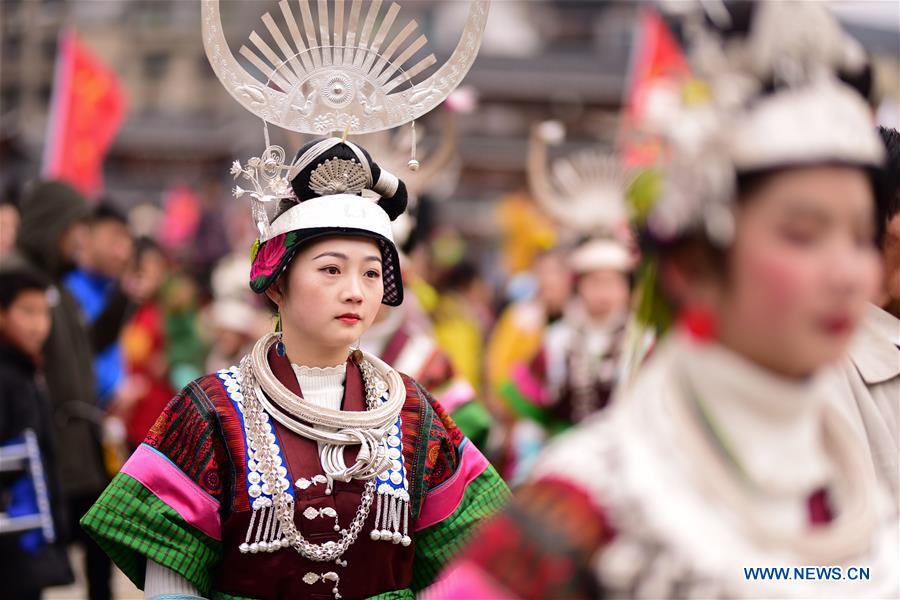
[42,29,127,199]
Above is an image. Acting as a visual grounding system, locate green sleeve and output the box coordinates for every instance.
[81,473,222,595]
[410,464,510,591]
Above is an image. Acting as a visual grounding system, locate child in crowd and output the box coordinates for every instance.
[0,269,74,599]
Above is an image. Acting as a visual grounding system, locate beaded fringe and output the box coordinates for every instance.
[239,489,410,554]
[369,488,411,546]
[239,498,291,554]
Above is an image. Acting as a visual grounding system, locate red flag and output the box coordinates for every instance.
[618,8,690,167]
[42,29,127,199]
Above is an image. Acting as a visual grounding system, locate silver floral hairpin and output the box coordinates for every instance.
[231,145,297,239]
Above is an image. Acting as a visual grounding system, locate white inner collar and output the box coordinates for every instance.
[292,362,347,411]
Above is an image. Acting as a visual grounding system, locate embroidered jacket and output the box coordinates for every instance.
[81,346,508,599]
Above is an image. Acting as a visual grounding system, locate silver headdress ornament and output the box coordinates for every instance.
[203,0,489,134]
[203,0,490,239]
[528,121,636,273]
[645,0,884,246]
[528,120,634,239]
[357,114,462,201]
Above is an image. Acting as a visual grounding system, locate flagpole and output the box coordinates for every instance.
[615,7,650,155]
[41,28,75,178]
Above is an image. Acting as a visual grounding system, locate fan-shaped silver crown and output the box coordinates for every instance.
[202,0,490,135]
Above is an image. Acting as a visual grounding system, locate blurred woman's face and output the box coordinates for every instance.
[132,248,167,302]
[716,166,881,378]
[577,268,630,322]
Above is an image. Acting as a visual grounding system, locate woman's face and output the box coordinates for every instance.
[577,268,630,321]
[716,166,881,377]
[272,236,384,352]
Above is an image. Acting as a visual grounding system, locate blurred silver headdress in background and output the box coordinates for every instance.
[644,0,884,246]
[528,121,634,238]
[355,89,474,247]
[528,121,636,273]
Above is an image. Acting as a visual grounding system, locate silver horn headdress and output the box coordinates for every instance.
[528,120,636,273]
[203,0,490,242]
[528,121,634,240]
[202,0,489,135]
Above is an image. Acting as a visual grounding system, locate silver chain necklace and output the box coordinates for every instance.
[237,348,387,563]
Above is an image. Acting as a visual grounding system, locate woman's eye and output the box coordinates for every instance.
[366,270,381,279]
[779,227,819,246]
[321,266,340,275]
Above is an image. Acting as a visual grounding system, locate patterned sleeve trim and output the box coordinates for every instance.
[408,378,463,497]
[415,440,490,532]
[410,464,510,591]
[80,473,223,595]
[121,443,221,541]
[144,383,229,502]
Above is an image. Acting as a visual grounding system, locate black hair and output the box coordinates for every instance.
[438,260,480,293]
[0,269,50,310]
[89,201,129,227]
[289,139,408,221]
[876,126,900,245]
[134,236,164,261]
[1,181,21,210]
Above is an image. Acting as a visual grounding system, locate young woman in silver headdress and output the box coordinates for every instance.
[427,2,899,598]
[82,2,506,598]
[497,123,637,480]
[82,138,508,600]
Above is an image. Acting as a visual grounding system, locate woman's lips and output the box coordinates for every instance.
[819,314,854,336]
[336,314,361,324]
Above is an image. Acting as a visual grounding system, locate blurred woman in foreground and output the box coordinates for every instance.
[427,2,899,598]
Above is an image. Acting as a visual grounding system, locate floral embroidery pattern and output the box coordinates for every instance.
[249,231,300,292]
